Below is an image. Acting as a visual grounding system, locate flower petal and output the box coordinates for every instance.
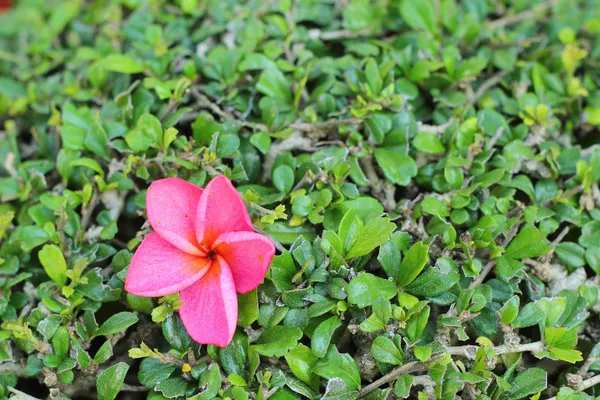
[147,177,204,255]
[178,256,238,347]
[213,231,276,293]
[195,175,253,248]
[125,233,211,297]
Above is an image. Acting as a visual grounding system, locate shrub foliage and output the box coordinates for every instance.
[1,0,600,399]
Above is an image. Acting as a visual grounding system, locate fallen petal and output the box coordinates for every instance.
[147,177,204,255]
[195,175,253,248]
[213,231,275,293]
[178,256,238,347]
[125,233,211,297]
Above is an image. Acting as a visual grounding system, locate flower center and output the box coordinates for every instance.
[206,250,217,260]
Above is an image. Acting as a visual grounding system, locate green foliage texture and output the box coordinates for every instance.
[1,0,600,399]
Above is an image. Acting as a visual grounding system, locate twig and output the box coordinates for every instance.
[542,185,585,207]
[253,225,286,253]
[446,340,545,360]
[579,356,599,375]
[121,384,148,392]
[80,187,99,231]
[290,117,362,132]
[485,0,558,30]
[468,260,497,289]
[358,354,444,397]
[418,118,455,136]
[262,131,315,181]
[7,387,41,400]
[470,70,511,105]
[546,375,600,400]
[0,362,25,376]
[307,28,372,41]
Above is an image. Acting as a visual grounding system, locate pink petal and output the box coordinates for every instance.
[178,256,238,347]
[125,233,211,297]
[195,175,253,248]
[213,231,276,293]
[147,177,204,255]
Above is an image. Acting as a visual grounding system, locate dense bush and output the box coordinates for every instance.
[2,0,600,399]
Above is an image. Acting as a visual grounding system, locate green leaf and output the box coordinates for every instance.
[38,244,68,287]
[97,54,145,74]
[284,343,318,385]
[312,316,342,358]
[399,0,438,34]
[499,295,520,325]
[257,66,291,102]
[273,165,295,193]
[413,345,432,362]
[238,290,259,327]
[407,257,459,297]
[97,362,129,400]
[413,132,445,153]
[371,336,403,365]
[346,217,396,259]
[556,242,586,269]
[347,273,397,308]
[508,368,547,399]
[504,225,553,259]
[253,326,303,357]
[579,221,600,248]
[93,340,113,364]
[512,303,544,329]
[156,377,188,398]
[250,132,271,154]
[314,346,361,390]
[70,158,104,177]
[394,375,414,398]
[397,242,429,287]
[94,312,139,337]
[374,148,417,186]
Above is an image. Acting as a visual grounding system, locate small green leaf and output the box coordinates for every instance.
[284,343,318,385]
[508,368,547,399]
[346,217,396,259]
[312,316,342,358]
[371,336,403,365]
[314,346,361,390]
[413,132,445,153]
[97,54,145,74]
[374,149,417,186]
[504,225,553,259]
[94,312,139,337]
[97,362,129,400]
[347,273,397,308]
[253,326,303,357]
[397,242,429,287]
[38,245,68,287]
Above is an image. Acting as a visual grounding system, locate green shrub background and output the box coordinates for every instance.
[1,0,600,399]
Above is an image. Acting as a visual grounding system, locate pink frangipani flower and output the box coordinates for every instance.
[125,175,275,347]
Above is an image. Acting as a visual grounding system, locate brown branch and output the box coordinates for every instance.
[542,185,585,207]
[470,70,511,105]
[290,117,362,132]
[485,0,558,30]
[358,354,444,397]
[546,375,600,400]
[307,28,373,41]
[0,362,25,376]
[468,260,497,289]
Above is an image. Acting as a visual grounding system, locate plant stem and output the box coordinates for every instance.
[546,374,600,400]
[446,340,545,359]
[485,0,557,30]
[0,362,25,376]
[358,355,444,397]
